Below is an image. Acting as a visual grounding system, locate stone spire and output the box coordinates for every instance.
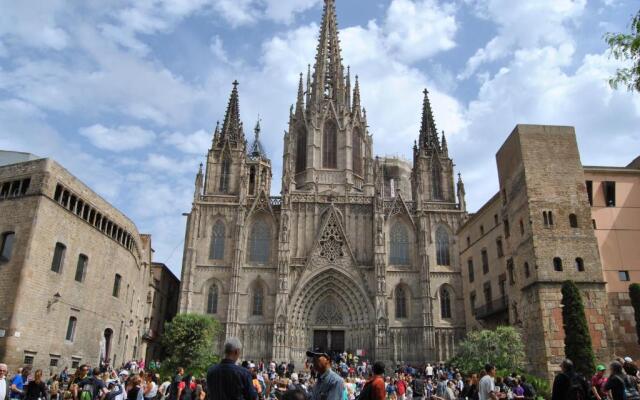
[352,75,361,115]
[249,117,266,158]
[311,0,345,108]
[441,130,448,156]
[295,73,305,117]
[457,172,466,212]
[345,66,351,110]
[194,163,203,201]
[419,88,439,151]
[212,120,220,148]
[219,80,244,146]
[305,64,312,114]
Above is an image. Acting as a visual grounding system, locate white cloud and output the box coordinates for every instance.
[80,124,157,152]
[163,130,212,154]
[263,0,320,24]
[384,0,457,62]
[0,0,70,50]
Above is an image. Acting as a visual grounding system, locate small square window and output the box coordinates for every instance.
[24,355,34,365]
[619,271,630,281]
[50,358,59,367]
[71,358,81,369]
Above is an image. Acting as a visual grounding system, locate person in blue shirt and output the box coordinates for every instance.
[10,368,29,400]
[207,338,257,400]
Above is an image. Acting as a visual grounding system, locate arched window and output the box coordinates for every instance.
[249,220,271,263]
[74,254,88,283]
[389,222,410,265]
[219,155,231,193]
[436,227,450,266]
[0,231,15,262]
[323,121,337,169]
[395,286,407,319]
[207,284,218,314]
[296,129,307,173]
[575,257,585,272]
[112,274,122,297]
[553,257,563,272]
[66,316,77,341]
[51,242,66,273]
[249,166,256,195]
[440,287,452,319]
[210,221,225,260]
[569,214,578,228]
[432,160,442,200]
[252,284,264,316]
[524,262,531,278]
[352,128,362,176]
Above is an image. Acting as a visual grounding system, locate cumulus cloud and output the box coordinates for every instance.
[80,124,157,152]
[163,130,212,154]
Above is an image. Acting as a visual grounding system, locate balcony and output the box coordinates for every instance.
[474,296,508,319]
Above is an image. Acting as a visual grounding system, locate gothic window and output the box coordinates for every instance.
[51,242,66,273]
[219,155,231,193]
[296,129,307,173]
[389,222,410,265]
[210,221,225,260]
[0,231,15,262]
[395,286,408,319]
[249,220,271,263]
[352,128,362,176]
[66,316,77,341]
[435,226,450,266]
[323,121,337,169]
[207,284,218,314]
[432,159,443,200]
[252,284,264,316]
[249,166,256,195]
[553,257,563,272]
[575,257,585,272]
[569,214,578,228]
[113,274,122,297]
[74,254,88,283]
[440,287,451,319]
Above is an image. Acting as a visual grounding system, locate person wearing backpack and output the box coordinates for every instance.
[410,373,425,400]
[551,359,589,400]
[605,361,640,400]
[357,362,384,400]
[519,376,535,400]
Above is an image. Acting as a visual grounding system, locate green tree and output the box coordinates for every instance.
[629,283,640,344]
[450,326,525,374]
[605,9,640,92]
[561,280,596,377]
[160,313,221,377]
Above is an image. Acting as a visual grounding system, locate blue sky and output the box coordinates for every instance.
[1,0,639,275]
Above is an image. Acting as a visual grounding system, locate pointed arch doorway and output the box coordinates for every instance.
[312,297,346,354]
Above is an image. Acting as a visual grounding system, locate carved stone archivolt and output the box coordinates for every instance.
[315,298,344,325]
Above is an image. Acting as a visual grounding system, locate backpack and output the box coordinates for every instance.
[180,383,193,400]
[411,379,425,397]
[354,381,373,400]
[565,373,588,400]
[614,375,640,400]
[522,382,536,399]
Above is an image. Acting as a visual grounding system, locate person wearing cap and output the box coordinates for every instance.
[623,357,639,377]
[306,351,344,400]
[591,364,608,400]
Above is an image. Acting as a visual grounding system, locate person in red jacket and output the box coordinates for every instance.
[360,362,386,400]
[396,377,407,400]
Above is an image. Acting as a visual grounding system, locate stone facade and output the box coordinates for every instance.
[459,125,613,379]
[179,0,467,365]
[0,155,152,373]
[145,262,180,362]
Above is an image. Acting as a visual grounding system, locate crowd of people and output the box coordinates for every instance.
[0,338,639,400]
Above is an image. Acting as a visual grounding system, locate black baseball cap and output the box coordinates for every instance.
[306,351,330,359]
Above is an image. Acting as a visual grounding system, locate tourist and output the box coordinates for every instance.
[395,375,406,400]
[424,365,433,382]
[167,368,184,400]
[358,361,384,400]
[143,372,158,400]
[0,364,8,400]
[306,351,344,400]
[207,338,257,400]
[511,379,525,400]
[591,364,608,400]
[550,359,588,400]
[435,373,447,398]
[605,360,640,400]
[410,374,425,400]
[519,376,535,400]
[10,367,29,400]
[283,389,306,400]
[24,370,47,400]
[623,357,639,378]
[478,364,498,400]
[127,375,143,400]
[385,377,396,400]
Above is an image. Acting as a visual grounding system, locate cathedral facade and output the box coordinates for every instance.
[179,0,467,364]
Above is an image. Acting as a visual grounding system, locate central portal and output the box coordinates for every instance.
[313,330,345,354]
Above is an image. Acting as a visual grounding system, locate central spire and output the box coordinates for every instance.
[419,88,440,151]
[219,80,244,146]
[311,0,345,107]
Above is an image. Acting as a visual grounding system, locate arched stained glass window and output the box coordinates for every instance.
[352,128,362,175]
[436,227,450,266]
[252,284,264,316]
[389,222,410,265]
[395,286,407,319]
[249,220,271,263]
[207,284,218,314]
[432,160,443,200]
[219,155,231,193]
[296,129,307,173]
[440,287,452,319]
[323,121,337,169]
[210,221,225,260]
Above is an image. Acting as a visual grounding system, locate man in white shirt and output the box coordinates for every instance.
[0,363,8,400]
[425,364,433,380]
[478,364,498,400]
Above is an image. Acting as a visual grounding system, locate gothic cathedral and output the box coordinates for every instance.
[179,0,468,364]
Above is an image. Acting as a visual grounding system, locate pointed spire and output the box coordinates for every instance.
[212,120,220,148]
[194,162,203,201]
[249,116,267,159]
[419,88,439,150]
[295,72,305,116]
[352,75,361,114]
[219,80,244,146]
[345,66,351,110]
[457,172,466,212]
[311,0,345,107]
[305,64,312,113]
[441,130,448,155]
